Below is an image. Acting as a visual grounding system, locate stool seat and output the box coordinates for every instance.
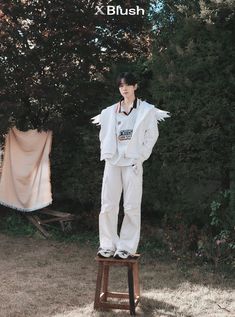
[94,254,141,316]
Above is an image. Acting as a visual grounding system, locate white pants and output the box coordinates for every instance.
[99,161,143,254]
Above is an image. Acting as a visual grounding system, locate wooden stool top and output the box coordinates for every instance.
[95,254,141,264]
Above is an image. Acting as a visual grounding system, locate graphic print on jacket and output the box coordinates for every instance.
[118,129,133,141]
[105,104,138,166]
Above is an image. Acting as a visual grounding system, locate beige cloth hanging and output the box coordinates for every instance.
[0,127,52,211]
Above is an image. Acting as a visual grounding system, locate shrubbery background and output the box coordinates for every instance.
[0,0,234,264]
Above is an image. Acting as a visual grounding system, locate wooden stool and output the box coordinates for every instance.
[94,254,141,315]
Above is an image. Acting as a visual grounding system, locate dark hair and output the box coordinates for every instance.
[116,72,138,87]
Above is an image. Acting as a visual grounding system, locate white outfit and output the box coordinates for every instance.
[108,103,138,166]
[92,99,169,254]
[100,161,143,253]
[92,99,170,162]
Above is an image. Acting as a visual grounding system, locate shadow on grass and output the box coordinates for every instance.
[93,295,193,317]
[139,295,193,317]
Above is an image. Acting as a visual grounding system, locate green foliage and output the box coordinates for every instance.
[140,0,235,264]
[0,0,151,135]
[139,236,169,258]
[210,190,232,229]
[0,212,35,236]
[207,190,235,264]
[49,226,99,246]
[0,0,234,265]
[145,0,235,226]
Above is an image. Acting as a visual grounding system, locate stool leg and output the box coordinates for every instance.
[133,262,140,297]
[128,264,136,315]
[102,264,109,302]
[94,262,104,310]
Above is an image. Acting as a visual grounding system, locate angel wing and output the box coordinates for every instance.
[91,114,101,126]
[155,108,170,122]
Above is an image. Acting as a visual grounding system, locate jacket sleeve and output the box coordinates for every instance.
[140,107,170,162]
[140,110,159,162]
[99,111,104,143]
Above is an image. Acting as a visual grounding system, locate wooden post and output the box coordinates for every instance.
[133,262,140,298]
[102,264,109,302]
[94,262,104,310]
[128,264,136,315]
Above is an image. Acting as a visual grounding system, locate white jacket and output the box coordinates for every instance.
[91,99,170,162]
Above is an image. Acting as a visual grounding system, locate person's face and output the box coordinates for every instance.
[119,80,137,99]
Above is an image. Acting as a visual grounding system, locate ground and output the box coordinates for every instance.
[0,233,234,317]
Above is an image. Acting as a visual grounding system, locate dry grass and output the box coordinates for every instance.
[0,233,234,317]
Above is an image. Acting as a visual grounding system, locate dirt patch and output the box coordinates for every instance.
[0,233,234,317]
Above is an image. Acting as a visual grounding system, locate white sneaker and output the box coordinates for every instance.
[97,248,115,258]
[114,250,133,259]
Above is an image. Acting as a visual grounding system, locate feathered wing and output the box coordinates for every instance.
[91,114,101,126]
[91,107,170,125]
[155,108,170,122]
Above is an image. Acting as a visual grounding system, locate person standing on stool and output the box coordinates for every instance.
[92,72,169,259]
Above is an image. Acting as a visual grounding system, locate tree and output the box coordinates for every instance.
[147,0,235,226]
[0,0,151,134]
[0,0,152,210]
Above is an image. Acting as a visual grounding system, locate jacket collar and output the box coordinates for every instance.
[95,99,153,131]
[115,97,138,114]
[131,99,153,136]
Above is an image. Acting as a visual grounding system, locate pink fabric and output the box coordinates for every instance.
[0,127,52,211]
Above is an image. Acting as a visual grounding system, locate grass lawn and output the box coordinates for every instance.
[0,231,234,317]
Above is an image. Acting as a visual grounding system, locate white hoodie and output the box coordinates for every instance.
[91,99,170,162]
